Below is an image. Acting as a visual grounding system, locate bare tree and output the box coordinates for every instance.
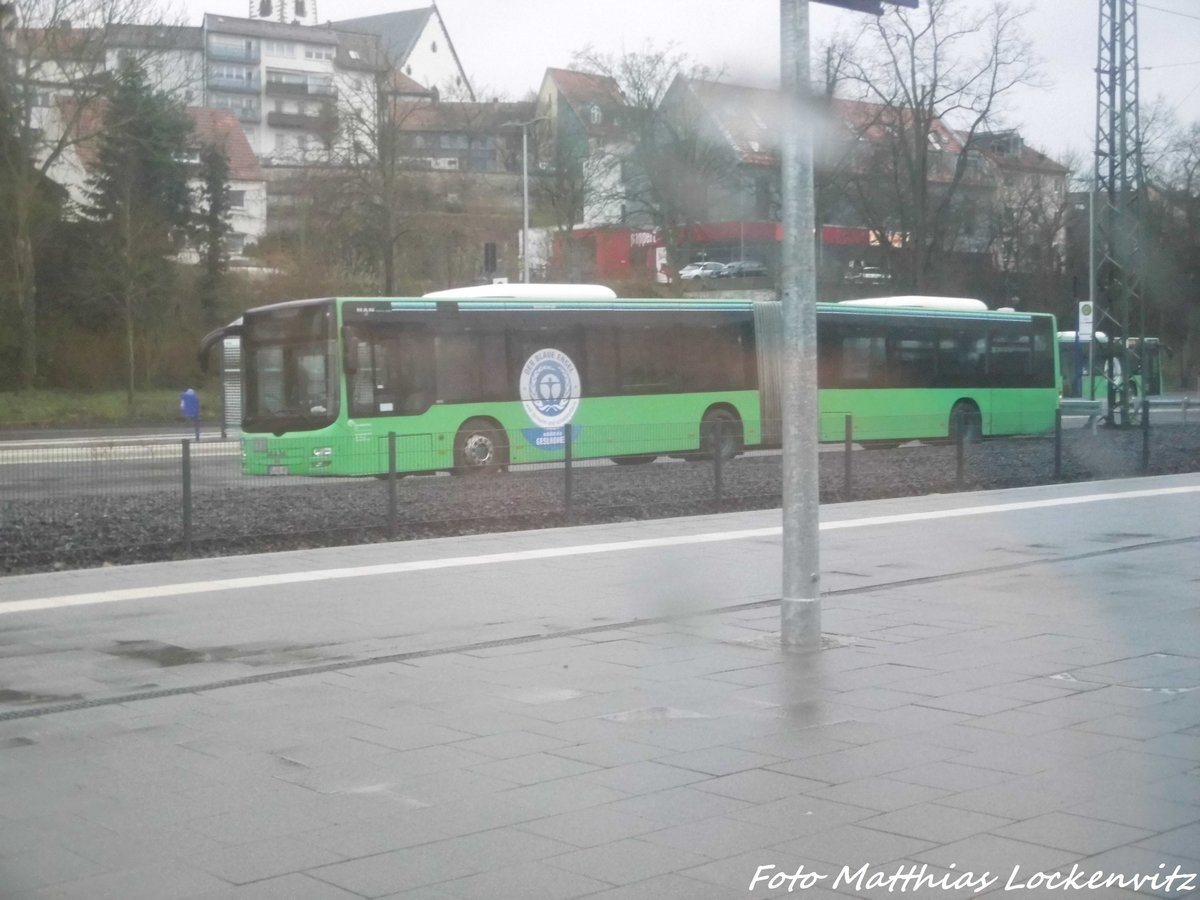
[0,0,182,388]
[570,42,736,281]
[836,0,1044,291]
[1144,118,1200,389]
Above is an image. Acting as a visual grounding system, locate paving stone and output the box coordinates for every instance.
[772,823,935,866]
[994,812,1154,856]
[189,872,364,899]
[543,837,710,886]
[191,835,345,885]
[515,807,662,848]
[806,775,952,812]
[435,861,612,900]
[857,803,1012,844]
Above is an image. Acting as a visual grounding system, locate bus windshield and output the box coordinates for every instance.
[243,301,339,434]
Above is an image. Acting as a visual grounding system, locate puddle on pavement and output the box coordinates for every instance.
[109,641,212,667]
[106,640,339,668]
[0,688,84,705]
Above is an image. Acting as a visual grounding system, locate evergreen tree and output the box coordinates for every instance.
[83,59,193,405]
[194,142,231,319]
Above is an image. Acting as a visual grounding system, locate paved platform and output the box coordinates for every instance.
[1,475,1198,899]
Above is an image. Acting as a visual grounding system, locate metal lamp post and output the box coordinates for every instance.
[502,116,548,283]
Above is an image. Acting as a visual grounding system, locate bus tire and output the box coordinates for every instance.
[949,401,982,444]
[453,418,508,475]
[698,407,743,461]
[612,455,657,465]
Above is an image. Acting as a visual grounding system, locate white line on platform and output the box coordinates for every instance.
[4,484,1198,616]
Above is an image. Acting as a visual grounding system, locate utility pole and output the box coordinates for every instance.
[779,0,821,649]
[778,0,919,649]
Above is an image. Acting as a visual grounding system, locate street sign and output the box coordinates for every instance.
[1078,301,1094,340]
[814,0,918,13]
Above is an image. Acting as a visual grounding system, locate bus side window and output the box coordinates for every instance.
[679,323,746,392]
[989,326,1033,387]
[934,329,984,388]
[890,328,936,388]
[437,327,506,404]
[348,325,435,417]
[838,334,887,388]
[618,323,679,394]
[584,325,619,396]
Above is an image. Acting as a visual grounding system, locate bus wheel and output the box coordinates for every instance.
[612,454,657,465]
[698,408,743,460]
[949,402,982,444]
[454,418,508,474]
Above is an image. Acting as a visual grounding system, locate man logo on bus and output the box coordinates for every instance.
[521,348,580,429]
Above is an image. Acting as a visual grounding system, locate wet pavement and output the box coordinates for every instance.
[0,474,1198,899]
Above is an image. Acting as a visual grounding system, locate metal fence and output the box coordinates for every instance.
[2,408,1196,574]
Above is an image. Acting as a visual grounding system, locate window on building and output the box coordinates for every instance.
[294,0,307,16]
[228,190,246,209]
[303,45,334,61]
[265,41,295,57]
[431,41,438,53]
[258,0,272,16]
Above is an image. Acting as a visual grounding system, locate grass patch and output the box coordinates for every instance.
[0,387,223,429]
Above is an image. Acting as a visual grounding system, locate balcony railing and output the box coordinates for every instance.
[208,76,260,94]
[265,80,336,99]
[229,107,261,124]
[267,111,328,130]
[208,45,260,64]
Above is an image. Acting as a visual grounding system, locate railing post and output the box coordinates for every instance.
[181,439,193,555]
[563,425,573,518]
[1141,398,1150,472]
[712,420,724,506]
[387,432,398,540]
[955,410,965,490]
[1054,409,1063,479]
[844,414,853,499]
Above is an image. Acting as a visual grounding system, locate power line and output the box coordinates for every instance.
[1140,60,1200,71]
[1140,3,1200,24]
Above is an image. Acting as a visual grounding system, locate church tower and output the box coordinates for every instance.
[249,0,318,27]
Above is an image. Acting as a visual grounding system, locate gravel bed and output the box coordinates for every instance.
[3,424,1199,576]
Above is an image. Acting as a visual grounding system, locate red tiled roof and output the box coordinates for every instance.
[60,100,263,182]
[546,67,625,111]
[187,108,263,181]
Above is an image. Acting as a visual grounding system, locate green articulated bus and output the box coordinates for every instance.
[203,286,1059,476]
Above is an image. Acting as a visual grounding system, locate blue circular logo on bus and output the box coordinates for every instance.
[521,349,581,429]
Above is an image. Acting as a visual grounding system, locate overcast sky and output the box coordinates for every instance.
[184,0,1200,165]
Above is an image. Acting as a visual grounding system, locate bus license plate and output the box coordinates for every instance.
[267,465,289,476]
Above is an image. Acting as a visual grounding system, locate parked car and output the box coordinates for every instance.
[722,259,768,278]
[847,266,891,284]
[679,261,727,280]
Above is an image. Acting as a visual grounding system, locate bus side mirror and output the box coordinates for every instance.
[343,328,360,375]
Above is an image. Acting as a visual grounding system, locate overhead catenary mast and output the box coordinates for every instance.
[1094,0,1146,427]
